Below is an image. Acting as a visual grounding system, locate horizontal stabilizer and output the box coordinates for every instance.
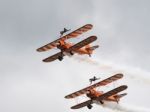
[86,45,99,51]
[114,93,127,99]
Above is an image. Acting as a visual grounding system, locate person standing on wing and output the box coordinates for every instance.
[89,76,100,84]
[60,28,71,36]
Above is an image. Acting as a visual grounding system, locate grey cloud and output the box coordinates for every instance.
[92,0,150,70]
[0,0,150,112]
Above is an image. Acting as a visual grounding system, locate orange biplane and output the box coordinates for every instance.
[36,24,99,62]
[65,73,127,109]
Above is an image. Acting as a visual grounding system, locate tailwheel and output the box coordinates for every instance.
[58,56,63,61]
[87,104,93,109]
[114,95,119,103]
[116,98,119,104]
[88,54,91,57]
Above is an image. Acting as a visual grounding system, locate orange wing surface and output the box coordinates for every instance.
[71,85,127,109]
[37,24,93,52]
[63,24,93,39]
[65,73,123,99]
[43,36,97,62]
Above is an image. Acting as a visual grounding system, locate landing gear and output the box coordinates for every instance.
[87,104,93,109]
[58,51,64,61]
[100,101,104,104]
[70,51,74,55]
[58,56,63,61]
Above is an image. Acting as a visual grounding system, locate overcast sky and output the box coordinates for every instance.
[0,0,150,112]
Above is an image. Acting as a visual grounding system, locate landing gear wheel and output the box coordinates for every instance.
[70,51,74,55]
[100,101,104,104]
[87,104,92,109]
[58,56,63,61]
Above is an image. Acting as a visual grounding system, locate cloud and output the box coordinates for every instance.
[0,0,150,112]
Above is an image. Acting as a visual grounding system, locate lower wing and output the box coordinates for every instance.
[71,100,93,109]
[43,52,64,62]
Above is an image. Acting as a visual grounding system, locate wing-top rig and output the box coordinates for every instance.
[89,76,100,84]
[36,24,99,62]
[65,73,128,109]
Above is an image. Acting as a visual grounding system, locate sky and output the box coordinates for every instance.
[0,0,150,112]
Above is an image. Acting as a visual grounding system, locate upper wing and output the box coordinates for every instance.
[66,36,97,52]
[71,85,127,109]
[37,24,93,52]
[63,24,93,39]
[43,52,64,62]
[65,73,123,99]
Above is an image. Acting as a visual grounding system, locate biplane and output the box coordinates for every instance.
[65,73,128,109]
[36,24,99,62]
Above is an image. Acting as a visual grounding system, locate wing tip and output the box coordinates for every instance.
[120,85,128,90]
[89,35,97,40]
[42,59,49,62]
[64,95,73,99]
[71,105,81,109]
[71,106,76,109]
[86,23,93,27]
[115,73,124,78]
[64,96,69,99]
[36,48,42,52]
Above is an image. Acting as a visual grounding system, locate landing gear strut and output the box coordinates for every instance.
[70,51,74,55]
[87,104,93,109]
[58,56,63,61]
[100,101,104,104]
[58,51,64,61]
